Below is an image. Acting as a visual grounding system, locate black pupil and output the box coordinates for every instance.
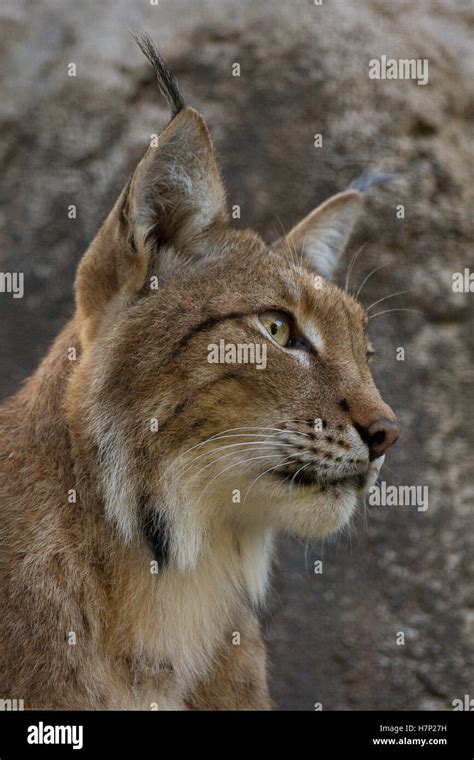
[271,322,278,335]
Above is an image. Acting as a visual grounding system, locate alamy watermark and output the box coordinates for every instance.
[368,481,429,512]
[452,268,474,292]
[27,721,83,750]
[369,56,429,86]
[452,694,474,710]
[0,272,24,298]
[207,340,267,370]
[0,698,24,710]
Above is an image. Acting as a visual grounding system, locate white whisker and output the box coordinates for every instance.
[195,453,283,508]
[345,242,368,293]
[242,455,301,506]
[368,308,424,320]
[169,422,313,470]
[289,461,314,490]
[355,262,391,300]
[189,446,284,481]
[365,289,413,313]
[180,440,289,477]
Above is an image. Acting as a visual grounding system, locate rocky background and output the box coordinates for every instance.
[0,0,473,709]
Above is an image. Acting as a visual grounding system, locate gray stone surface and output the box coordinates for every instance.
[0,0,473,709]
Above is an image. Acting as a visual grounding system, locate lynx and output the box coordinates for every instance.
[0,34,399,710]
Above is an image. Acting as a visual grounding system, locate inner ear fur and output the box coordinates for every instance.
[273,190,363,280]
[128,107,228,254]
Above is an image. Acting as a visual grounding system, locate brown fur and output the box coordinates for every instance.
[0,40,398,710]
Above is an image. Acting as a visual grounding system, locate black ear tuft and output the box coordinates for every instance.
[131,30,185,119]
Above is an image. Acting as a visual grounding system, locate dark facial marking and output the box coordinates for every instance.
[171,311,250,359]
[142,508,169,567]
[157,372,241,434]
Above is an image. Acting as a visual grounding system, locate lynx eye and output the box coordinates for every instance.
[259,311,292,347]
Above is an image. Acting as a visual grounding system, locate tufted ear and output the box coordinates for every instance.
[125,106,228,257]
[273,190,362,279]
[125,32,228,255]
[75,36,227,346]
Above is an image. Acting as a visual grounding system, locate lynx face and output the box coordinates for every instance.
[67,36,399,573]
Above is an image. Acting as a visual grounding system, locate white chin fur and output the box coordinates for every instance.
[262,479,358,539]
[265,456,386,540]
[169,455,387,565]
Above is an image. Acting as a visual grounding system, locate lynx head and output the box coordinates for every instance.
[67,35,399,574]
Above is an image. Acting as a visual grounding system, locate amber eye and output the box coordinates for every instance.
[259,311,292,347]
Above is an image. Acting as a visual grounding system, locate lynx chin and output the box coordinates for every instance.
[0,33,399,710]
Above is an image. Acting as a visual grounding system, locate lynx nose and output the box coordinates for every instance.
[356,417,400,461]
